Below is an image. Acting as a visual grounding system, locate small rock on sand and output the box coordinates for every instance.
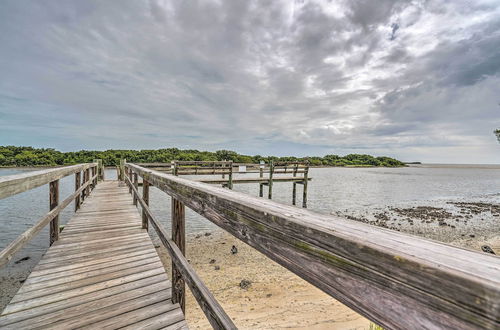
[239,279,252,289]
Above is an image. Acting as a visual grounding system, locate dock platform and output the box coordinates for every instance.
[0,181,188,329]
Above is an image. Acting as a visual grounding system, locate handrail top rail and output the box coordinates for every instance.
[125,161,500,329]
[125,162,499,281]
[0,163,97,200]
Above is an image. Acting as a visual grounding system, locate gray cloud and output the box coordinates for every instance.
[0,0,499,163]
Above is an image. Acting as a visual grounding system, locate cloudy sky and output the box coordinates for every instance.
[0,0,499,163]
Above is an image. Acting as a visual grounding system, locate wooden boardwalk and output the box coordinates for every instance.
[0,181,188,329]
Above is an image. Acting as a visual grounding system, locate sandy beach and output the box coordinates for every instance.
[152,228,499,329]
[154,231,371,330]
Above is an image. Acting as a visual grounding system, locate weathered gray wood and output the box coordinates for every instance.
[0,175,96,268]
[125,175,235,329]
[171,198,186,313]
[292,165,298,205]
[120,159,126,181]
[227,161,233,189]
[142,174,149,230]
[96,159,104,181]
[302,166,308,208]
[0,181,185,330]
[268,161,274,199]
[75,172,81,212]
[126,163,500,330]
[84,168,90,198]
[0,164,95,200]
[49,180,59,245]
[198,176,311,184]
[133,173,138,206]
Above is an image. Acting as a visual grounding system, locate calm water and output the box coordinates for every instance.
[1,165,499,278]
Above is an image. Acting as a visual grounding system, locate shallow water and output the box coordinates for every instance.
[0,165,499,285]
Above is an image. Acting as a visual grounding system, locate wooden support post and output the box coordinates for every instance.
[302,165,309,208]
[173,161,178,176]
[97,159,104,181]
[133,173,138,206]
[268,161,274,199]
[259,184,264,197]
[128,168,132,194]
[142,174,149,230]
[74,171,81,212]
[49,180,59,245]
[228,161,233,190]
[85,168,90,198]
[119,159,125,181]
[259,167,263,178]
[91,166,96,189]
[292,164,298,205]
[171,197,186,313]
[81,169,87,202]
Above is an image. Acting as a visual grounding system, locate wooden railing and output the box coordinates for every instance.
[124,162,500,330]
[123,164,236,329]
[0,162,103,267]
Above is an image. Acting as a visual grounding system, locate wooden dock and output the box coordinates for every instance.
[1,160,499,329]
[0,181,187,329]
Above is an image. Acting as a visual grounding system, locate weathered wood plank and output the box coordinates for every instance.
[2,279,171,329]
[126,163,500,330]
[49,179,59,245]
[125,174,235,330]
[0,174,96,268]
[0,180,186,329]
[172,198,186,313]
[0,163,95,200]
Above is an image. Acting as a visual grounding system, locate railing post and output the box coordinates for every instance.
[75,171,81,212]
[268,161,274,199]
[91,166,96,189]
[292,164,298,205]
[173,161,178,176]
[97,159,104,181]
[302,165,309,208]
[228,161,233,189]
[85,168,90,198]
[49,179,59,245]
[128,168,132,194]
[171,197,186,313]
[142,173,149,230]
[81,168,87,202]
[119,159,125,181]
[133,173,138,206]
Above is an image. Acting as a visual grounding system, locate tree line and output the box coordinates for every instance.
[0,146,406,167]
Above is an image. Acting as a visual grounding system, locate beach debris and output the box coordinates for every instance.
[481,245,496,255]
[154,243,161,248]
[239,279,252,289]
[205,232,212,237]
[209,259,216,264]
[214,265,220,270]
[14,256,30,264]
[195,234,202,239]
[231,245,238,254]
[469,234,475,238]
[266,293,272,298]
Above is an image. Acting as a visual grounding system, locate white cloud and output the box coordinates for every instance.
[0,0,499,163]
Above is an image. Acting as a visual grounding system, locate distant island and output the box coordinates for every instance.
[0,146,405,167]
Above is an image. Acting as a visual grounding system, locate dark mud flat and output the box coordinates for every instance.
[333,200,500,254]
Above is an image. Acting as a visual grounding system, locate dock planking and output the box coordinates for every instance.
[0,181,188,330]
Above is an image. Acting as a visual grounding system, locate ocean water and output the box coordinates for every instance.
[1,164,499,283]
